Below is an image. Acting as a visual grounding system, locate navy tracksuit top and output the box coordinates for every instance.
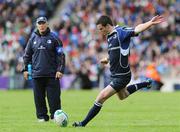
[23,28,65,78]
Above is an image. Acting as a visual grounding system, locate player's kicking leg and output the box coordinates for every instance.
[72,79,152,127]
[72,85,117,127]
[117,79,152,100]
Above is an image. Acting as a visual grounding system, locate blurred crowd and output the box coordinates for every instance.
[0,0,60,76]
[0,0,180,89]
[54,0,180,89]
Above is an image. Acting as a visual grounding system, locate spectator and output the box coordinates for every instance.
[0,0,179,90]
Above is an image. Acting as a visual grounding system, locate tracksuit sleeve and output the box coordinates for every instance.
[23,38,33,72]
[55,37,65,73]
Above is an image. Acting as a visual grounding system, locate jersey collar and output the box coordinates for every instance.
[108,25,119,36]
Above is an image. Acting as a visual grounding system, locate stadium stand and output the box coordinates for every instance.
[0,0,61,89]
[0,0,179,90]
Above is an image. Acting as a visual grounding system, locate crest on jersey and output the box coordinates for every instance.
[47,39,52,44]
[56,47,63,54]
[113,34,117,39]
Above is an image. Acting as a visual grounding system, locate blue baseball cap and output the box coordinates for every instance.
[36,17,48,24]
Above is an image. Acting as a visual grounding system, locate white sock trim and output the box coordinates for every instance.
[94,102,103,107]
[135,84,138,90]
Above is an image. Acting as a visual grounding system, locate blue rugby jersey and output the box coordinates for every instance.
[107,25,137,78]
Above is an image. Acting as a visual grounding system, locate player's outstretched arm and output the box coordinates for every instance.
[134,15,165,34]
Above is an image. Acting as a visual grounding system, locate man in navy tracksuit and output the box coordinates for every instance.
[23,17,65,122]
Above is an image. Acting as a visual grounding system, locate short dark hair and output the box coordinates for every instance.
[96,15,113,26]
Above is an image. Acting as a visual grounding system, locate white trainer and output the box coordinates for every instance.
[38,119,45,122]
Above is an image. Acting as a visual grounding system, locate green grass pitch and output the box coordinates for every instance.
[0,90,180,132]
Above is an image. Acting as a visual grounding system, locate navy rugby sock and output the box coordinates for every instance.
[80,102,102,126]
[127,82,149,94]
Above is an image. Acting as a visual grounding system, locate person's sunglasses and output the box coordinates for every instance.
[37,21,46,25]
